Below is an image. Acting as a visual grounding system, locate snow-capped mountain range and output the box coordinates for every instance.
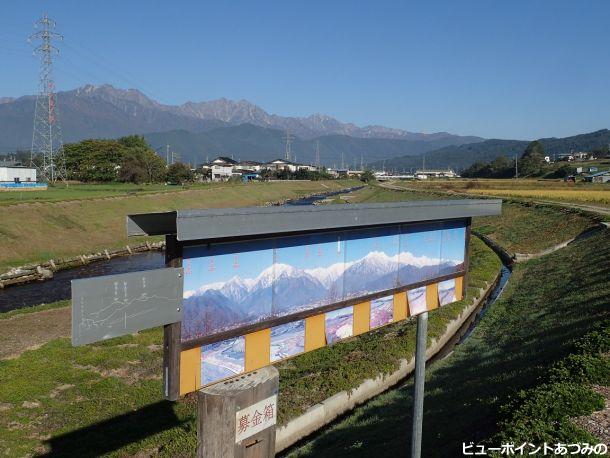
[181,250,463,340]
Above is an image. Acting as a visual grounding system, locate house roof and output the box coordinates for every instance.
[212,156,238,164]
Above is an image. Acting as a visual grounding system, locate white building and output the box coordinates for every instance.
[414,169,457,178]
[0,166,37,183]
[209,156,238,181]
[263,159,299,173]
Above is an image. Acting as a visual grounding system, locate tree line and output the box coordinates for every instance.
[60,136,194,184]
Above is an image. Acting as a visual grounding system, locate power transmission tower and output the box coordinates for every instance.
[29,13,66,183]
[315,140,320,168]
[284,130,293,161]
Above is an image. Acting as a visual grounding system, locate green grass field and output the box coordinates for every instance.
[0,182,219,206]
[286,229,610,458]
[0,180,356,271]
[0,237,500,457]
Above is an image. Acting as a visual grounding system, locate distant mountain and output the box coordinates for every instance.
[371,129,610,171]
[0,84,483,160]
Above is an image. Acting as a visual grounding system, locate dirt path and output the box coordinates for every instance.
[0,307,70,360]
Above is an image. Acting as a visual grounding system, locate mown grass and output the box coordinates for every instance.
[0,182,221,206]
[473,202,597,255]
[0,299,69,320]
[0,180,357,271]
[286,229,610,458]
[0,236,500,457]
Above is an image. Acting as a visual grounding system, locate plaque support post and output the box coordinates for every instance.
[411,311,428,458]
[197,366,279,458]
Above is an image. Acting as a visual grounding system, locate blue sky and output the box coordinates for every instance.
[3,1,608,139]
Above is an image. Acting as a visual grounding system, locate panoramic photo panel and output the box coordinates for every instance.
[407,286,428,316]
[438,279,458,306]
[343,226,400,300]
[398,222,443,287]
[325,306,354,344]
[272,232,345,318]
[201,336,245,385]
[270,320,305,362]
[181,239,275,343]
[440,220,467,276]
[370,294,394,329]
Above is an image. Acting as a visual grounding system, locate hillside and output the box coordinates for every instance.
[143,125,485,166]
[372,129,610,171]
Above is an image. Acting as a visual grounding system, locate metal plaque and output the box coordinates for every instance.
[72,267,184,346]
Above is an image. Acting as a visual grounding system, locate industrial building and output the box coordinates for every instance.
[0,166,46,189]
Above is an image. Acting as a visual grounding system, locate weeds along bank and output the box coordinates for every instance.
[0,236,501,456]
[0,180,353,271]
[286,228,609,458]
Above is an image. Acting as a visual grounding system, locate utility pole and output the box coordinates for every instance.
[341,152,345,169]
[284,130,293,162]
[315,140,321,168]
[29,13,66,183]
[166,145,170,165]
[360,154,364,171]
[515,155,518,179]
[422,155,426,172]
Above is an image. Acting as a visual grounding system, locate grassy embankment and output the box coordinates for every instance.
[0,182,221,206]
[286,224,609,458]
[360,183,597,255]
[0,180,355,271]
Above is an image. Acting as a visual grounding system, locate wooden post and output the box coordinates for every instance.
[164,234,182,401]
[197,366,279,458]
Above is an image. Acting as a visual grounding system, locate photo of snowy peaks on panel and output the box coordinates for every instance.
[273,233,345,318]
[181,220,467,344]
[181,240,275,342]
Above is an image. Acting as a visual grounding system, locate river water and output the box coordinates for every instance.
[0,186,363,312]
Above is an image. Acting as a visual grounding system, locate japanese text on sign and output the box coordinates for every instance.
[235,394,277,443]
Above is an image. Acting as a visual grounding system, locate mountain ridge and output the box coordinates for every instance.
[0,84,483,156]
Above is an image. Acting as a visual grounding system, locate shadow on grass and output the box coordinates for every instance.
[42,400,183,457]
[284,230,609,458]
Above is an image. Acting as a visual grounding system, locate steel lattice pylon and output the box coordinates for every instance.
[29,13,66,183]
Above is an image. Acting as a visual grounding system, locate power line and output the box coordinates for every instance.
[29,13,66,183]
[284,130,293,162]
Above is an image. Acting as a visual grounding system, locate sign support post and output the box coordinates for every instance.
[411,311,428,458]
[197,366,279,458]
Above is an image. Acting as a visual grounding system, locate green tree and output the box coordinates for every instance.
[64,139,127,182]
[360,170,376,182]
[519,140,546,176]
[166,162,195,185]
